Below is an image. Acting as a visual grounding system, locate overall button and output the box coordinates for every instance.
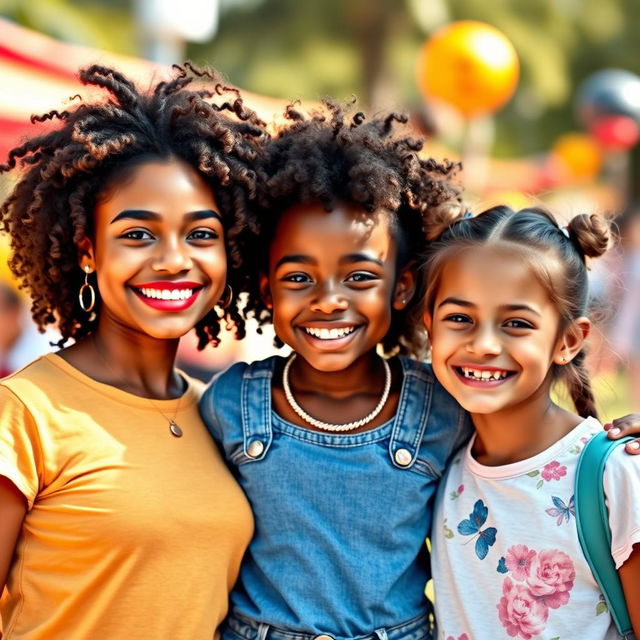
[394,448,412,466]
[314,635,334,640]
[247,440,264,458]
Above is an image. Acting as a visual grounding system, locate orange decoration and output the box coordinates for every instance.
[417,21,519,118]
[549,133,602,182]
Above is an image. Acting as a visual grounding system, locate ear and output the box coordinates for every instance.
[77,236,96,273]
[554,317,591,365]
[423,309,433,335]
[259,272,273,310]
[392,262,417,311]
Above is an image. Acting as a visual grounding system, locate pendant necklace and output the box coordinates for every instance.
[145,394,184,438]
[93,339,184,438]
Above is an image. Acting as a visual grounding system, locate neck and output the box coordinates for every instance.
[62,318,182,400]
[290,349,384,399]
[470,384,582,466]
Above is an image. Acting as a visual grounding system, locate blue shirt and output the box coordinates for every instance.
[200,355,471,638]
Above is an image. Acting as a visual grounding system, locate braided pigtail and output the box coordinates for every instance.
[564,351,599,420]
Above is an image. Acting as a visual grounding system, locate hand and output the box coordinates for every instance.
[605,414,640,454]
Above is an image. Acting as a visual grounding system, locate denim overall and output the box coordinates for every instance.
[201,356,471,640]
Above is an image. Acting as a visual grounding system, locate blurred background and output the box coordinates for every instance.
[0,0,638,418]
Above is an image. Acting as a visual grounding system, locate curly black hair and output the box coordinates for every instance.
[243,99,462,358]
[0,63,267,348]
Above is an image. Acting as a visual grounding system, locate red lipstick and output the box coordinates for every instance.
[130,281,203,312]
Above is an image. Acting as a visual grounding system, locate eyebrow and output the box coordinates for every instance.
[274,254,316,270]
[339,253,384,267]
[437,297,541,316]
[110,209,222,224]
[274,252,385,271]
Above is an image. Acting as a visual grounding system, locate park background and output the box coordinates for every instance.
[0,0,638,418]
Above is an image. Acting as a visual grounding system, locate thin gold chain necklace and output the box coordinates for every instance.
[92,338,185,438]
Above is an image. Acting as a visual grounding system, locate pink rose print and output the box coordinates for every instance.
[526,549,575,608]
[505,545,536,581]
[541,461,567,482]
[497,577,549,639]
[446,635,469,640]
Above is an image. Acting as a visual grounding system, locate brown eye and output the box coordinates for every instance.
[504,319,534,330]
[188,228,219,241]
[345,271,377,283]
[444,314,470,324]
[120,229,153,241]
[282,273,311,284]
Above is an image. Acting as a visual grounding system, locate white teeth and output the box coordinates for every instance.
[461,367,509,381]
[139,288,194,301]
[304,326,356,340]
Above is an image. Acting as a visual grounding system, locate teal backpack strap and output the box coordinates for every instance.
[575,431,634,638]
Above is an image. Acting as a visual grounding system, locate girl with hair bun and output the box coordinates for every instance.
[424,206,640,638]
[0,63,265,639]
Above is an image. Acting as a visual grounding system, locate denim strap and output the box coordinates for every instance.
[241,358,274,460]
[388,357,432,469]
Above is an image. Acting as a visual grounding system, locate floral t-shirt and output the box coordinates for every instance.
[431,417,639,640]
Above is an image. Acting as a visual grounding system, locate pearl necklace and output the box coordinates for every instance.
[282,353,391,432]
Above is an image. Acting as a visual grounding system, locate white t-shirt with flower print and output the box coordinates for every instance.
[431,416,639,640]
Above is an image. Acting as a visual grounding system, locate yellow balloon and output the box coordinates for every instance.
[417,21,519,118]
[550,133,602,182]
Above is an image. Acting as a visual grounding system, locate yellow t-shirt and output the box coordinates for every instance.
[0,353,254,640]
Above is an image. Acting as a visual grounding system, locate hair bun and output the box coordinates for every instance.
[566,213,612,258]
[423,200,466,242]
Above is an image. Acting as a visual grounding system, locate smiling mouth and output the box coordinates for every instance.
[302,326,358,340]
[456,367,514,382]
[135,286,199,301]
[129,284,204,312]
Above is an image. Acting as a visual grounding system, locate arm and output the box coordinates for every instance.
[605,414,640,454]
[0,475,26,590]
[618,544,640,637]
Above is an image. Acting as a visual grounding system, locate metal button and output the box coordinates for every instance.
[247,440,264,458]
[314,635,334,640]
[394,448,412,467]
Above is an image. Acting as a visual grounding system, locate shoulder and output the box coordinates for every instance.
[199,356,280,438]
[397,356,473,471]
[399,356,467,424]
[600,433,640,568]
[602,434,640,488]
[1,354,63,406]
[398,356,436,382]
[202,356,279,399]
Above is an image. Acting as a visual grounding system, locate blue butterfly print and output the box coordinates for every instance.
[457,499,497,560]
[545,495,575,526]
[497,556,508,573]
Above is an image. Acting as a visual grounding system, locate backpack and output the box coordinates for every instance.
[575,431,634,639]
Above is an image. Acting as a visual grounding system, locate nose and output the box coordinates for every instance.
[151,237,193,273]
[466,323,502,356]
[310,280,348,314]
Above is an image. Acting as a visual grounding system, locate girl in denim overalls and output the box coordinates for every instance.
[200,101,472,640]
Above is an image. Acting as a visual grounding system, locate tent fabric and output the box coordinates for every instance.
[0,17,288,159]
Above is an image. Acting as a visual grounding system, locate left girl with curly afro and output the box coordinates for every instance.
[0,64,264,639]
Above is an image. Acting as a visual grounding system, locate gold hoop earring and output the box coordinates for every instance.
[79,266,96,313]
[218,284,233,310]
